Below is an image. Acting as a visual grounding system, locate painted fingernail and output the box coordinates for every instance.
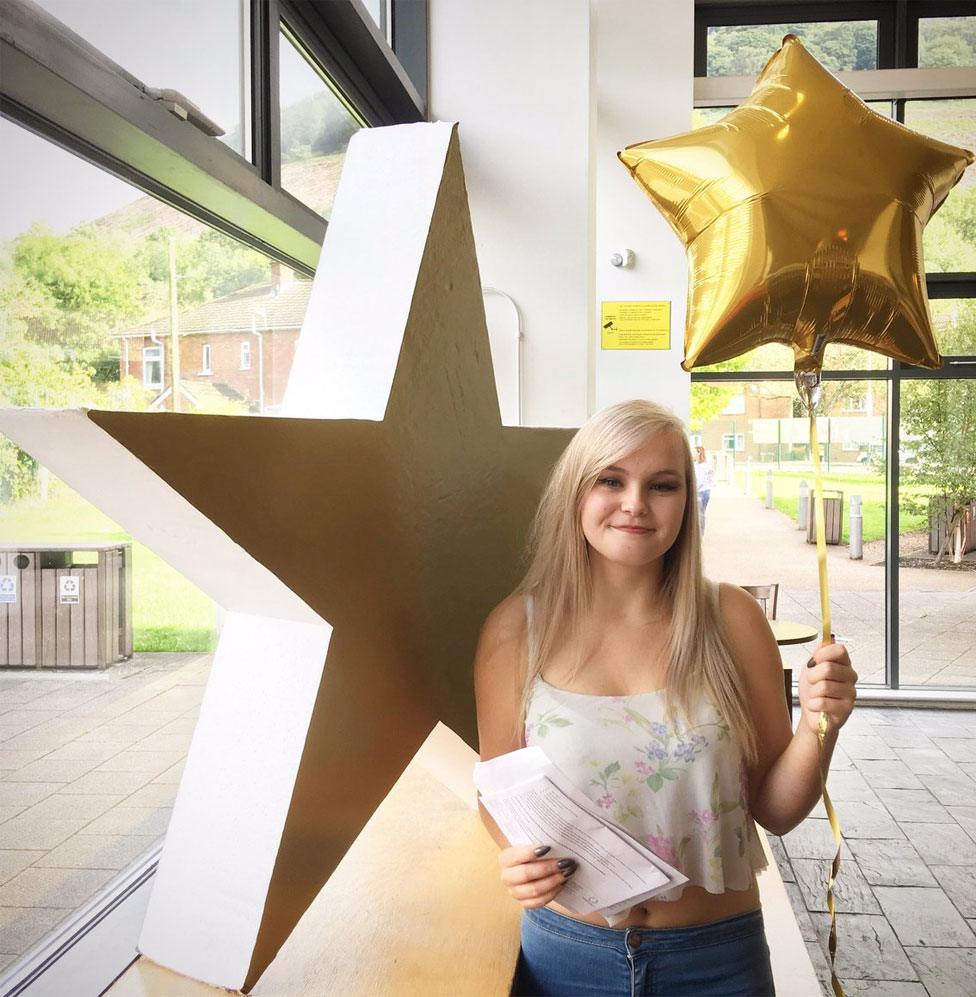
[557,858,574,869]
[562,862,578,878]
[806,657,816,668]
[533,845,551,857]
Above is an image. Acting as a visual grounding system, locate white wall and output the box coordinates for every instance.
[429,0,693,428]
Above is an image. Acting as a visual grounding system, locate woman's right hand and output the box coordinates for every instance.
[498,845,578,909]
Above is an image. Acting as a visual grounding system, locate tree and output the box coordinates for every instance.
[899,304,976,564]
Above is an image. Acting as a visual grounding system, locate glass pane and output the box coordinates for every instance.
[904,99,976,274]
[706,21,878,77]
[918,16,976,68]
[898,378,976,688]
[693,379,888,686]
[691,106,734,129]
[0,122,317,965]
[361,0,391,43]
[279,29,363,220]
[930,298,976,356]
[33,0,250,159]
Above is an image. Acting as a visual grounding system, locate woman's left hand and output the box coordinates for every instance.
[798,641,858,737]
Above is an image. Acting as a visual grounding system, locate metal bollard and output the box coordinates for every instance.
[745,459,752,496]
[798,479,809,530]
[765,469,774,510]
[850,494,863,559]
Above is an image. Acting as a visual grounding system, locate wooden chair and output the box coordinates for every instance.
[741,584,790,721]
[741,583,779,620]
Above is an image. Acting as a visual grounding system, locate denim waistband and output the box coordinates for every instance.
[524,905,766,953]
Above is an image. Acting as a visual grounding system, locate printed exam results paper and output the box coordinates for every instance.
[473,746,688,925]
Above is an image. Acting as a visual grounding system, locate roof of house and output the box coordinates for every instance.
[114,278,313,339]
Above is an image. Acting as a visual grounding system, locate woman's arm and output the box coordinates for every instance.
[719,583,857,836]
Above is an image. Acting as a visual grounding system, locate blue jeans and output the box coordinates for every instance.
[698,489,711,529]
[511,905,775,997]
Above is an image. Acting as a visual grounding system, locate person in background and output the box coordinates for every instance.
[694,445,714,532]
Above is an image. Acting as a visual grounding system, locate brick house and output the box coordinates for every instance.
[113,264,312,414]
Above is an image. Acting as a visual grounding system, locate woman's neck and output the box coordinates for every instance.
[586,556,669,623]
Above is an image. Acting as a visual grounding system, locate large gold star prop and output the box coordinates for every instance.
[0,124,573,990]
[619,34,973,374]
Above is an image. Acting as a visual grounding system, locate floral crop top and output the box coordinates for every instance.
[522,587,768,902]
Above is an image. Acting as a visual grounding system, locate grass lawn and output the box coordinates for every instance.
[731,468,929,544]
[1,486,216,652]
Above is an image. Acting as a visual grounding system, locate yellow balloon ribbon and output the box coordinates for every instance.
[808,410,845,997]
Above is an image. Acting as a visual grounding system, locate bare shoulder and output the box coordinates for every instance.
[473,591,530,760]
[715,581,771,640]
[477,591,529,657]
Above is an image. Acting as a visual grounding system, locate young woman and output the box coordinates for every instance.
[694,445,714,532]
[473,399,857,996]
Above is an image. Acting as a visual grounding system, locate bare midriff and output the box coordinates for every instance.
[546,876,761,929]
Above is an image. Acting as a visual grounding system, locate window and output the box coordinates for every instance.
[722,433,746,452]
[201,343,213,374]
[241,341,251,370]
[706,19,879,77]
[279,27,364,220]
[694,2,976,694]
[143,345,163,388]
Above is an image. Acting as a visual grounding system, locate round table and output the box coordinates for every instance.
[769,620,819,719]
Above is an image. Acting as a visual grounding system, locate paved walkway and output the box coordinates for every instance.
[701,483,976,687]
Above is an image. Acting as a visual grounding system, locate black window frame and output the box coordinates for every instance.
[0,0,427,275]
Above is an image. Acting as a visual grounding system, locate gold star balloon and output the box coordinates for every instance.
[618,34,973,376]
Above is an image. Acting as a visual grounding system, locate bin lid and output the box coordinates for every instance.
[0,542,131,551]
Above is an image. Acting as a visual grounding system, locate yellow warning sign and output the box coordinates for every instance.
[601,301,671,350]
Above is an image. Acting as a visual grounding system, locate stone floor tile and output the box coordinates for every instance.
[42,741,123,764]
[874,887,975,946]
[900,822,976,865]
[156,716,198,736]
[150,760,185,784]
[853,760,924,790]
[839,982,928,996]
[784,880,816,941]
[932,738,976,763]
[0,850,44,885]
[0,806,26,824]
[829,747,855,771]
[782,819,855,861]
[95,749,185,776]
[128,732,193,754]
[825,769,879,803]
[79,806,172,837]
[846,839,937,887]
[904,946,976,997]
[929,865,976,918]
[893,748,961,777]
[0,865,115,908]
[810,912,917,981]
[60,769,155,796]
[918,772,976,807]
[949,805,976,842]
[21,794,123,822]
[1,758,102,783]
[0,748,51,771]
[0,815,89,851]
[842,736,898,761]
[833,799,904,839]
[0,905,69,955]
[792,857,881,913]
[875,788,951,822]
[33,833,158,871]
[805,938,834,993]
[959,762,976,781]
[0,782,62,808]
[768,835,793,879]
[874,727,935,750]
[121,783,178,808]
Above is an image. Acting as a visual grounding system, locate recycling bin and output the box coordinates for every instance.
[0,543,132,669]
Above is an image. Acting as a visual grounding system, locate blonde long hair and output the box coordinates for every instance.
[514,399,758,766]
